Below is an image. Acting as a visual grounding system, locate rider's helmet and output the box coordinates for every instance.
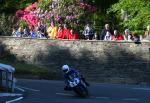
[62,64,70,73]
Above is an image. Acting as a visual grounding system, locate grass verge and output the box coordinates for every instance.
[0,60,60,80]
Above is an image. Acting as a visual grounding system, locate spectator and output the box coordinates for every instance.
[12,28,16,37]
[144,25,150,41]
[83,23,94,40]
[132,32,141,43]
[63,24,71,39]
[104,31,112,41]
[93,32,99,40]
[68,29,79,40]
[47,22,57,39]
[56,25,64,39]
[15,27,24,37]
[22,27,30,37]
[112,30,124,41]
[100,24,113,40]
[30,28,37,38]
[36,21,47,38]
[123,29,133,41]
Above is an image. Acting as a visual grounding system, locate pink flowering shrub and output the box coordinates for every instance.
[16,1,96,30]
[16,2,38,28]
[78,2,97,12]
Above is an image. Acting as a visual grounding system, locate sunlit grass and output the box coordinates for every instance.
[0,60,53,80]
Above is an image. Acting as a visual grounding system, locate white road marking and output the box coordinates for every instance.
[0,93,22,97]
[122,98,139,101]
[15,87,25,92]
[95,97,110,99]
[56,93,74,96]
[56,92,110,100]
[18,86,40,92]
[5,97,23,103]
[133,87,150,91]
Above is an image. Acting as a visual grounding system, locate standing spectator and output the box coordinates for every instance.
[100,24,113,40]
[47,22,57,39]
[123,29,133,41]
[83,23,94,40]
[144,25,150,41]
[112,30,124,41]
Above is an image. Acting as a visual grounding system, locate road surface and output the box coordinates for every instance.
[8,79,150,103]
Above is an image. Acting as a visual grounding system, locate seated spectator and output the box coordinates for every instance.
[93,32,99,40]
[63,24,71,39]
[132,32,141,43]
[12,28,16,37]
[68,29,79,40]
[99,24,113,40]
[47,22,57,39]
[112,30,123,41]
[123,29,133,41]
[16,27,24,37]
[30,28,37,38]
[36,21,47,38]
[22,27,30,37]
[56,25,64,39]
[83,23,94,40]
[104,31,112,41]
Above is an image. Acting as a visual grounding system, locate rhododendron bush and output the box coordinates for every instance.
[16,0,96,30]
[16,2,38,28]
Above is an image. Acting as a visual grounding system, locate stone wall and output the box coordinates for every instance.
[0,36,150,84]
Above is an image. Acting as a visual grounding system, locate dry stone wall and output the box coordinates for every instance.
[0,36,150,84]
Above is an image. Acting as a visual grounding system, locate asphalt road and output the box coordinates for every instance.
[9,79,150,103]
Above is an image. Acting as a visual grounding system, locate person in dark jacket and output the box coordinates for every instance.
[100,24,113,40]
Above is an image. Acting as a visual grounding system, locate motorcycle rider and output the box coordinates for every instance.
[62,64,89,91]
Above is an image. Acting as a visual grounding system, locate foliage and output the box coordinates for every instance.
[15,0,97,33]
[18,20,28,28]
[108,0,150,34]
[38,0,96,26]
[16,2,38,28]
[0,0,120,36]
[0,13,17,36]
[0,0,35,13]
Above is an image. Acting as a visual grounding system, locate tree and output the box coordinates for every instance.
[108,0,150,34]
[0,0,35,13]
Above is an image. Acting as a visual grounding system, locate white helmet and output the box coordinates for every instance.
[62,64,70,73]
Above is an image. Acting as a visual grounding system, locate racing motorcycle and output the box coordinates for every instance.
[68,77,89,98]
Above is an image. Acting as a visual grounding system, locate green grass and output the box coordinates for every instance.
[0,60,54,80]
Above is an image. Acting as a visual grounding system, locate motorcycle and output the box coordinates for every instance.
[68,78,89,98]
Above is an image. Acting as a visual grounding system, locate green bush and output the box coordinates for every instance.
[108,0,150,34]
[0,13,17,36]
